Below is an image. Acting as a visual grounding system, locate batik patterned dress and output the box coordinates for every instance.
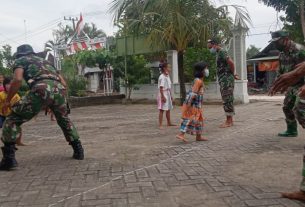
[179,78,204,135]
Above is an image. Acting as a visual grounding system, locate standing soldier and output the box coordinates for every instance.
[0,44,84,171]
[207,39,240,128]
[271,30,305,137]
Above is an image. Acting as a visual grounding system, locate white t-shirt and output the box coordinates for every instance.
[157,73,173,111]
[158,74,171,90]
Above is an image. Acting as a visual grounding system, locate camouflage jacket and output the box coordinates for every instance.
[216,49,234,80]
[13,54,59,86]
[278,42,305,86]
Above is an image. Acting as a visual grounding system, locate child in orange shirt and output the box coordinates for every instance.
[0,77,25,146]
[176,62,209,143]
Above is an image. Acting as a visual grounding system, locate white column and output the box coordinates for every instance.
[231,26,249,104]
[166,50,179,84]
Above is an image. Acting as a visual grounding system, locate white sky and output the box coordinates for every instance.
[223,0,285,51]
[0,0,284,53]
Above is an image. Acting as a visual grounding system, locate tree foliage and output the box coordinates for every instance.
[184,47,217,83]
[52,22,106,45]
[259,0,305,43]
[74,49,111,69]
[258,0,294,11]
[0,44,14,77]
[61,56,87,97]
[111,55,150,99]
[83,23,107,39]
[61,49,112,97]
[246,45,260,59]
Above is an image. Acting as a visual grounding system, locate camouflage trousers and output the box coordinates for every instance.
[282,86,300,124]
[276,87,305,191]
[1,80,80,144]
[283,87,305,191]
[292,95,305,191]
[219,74,235,116]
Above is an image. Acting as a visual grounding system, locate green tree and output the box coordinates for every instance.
[112,55,150,99]
[61,56,87,97]
[65,49,114,96]
[184,47,217,83]
[258,0,305,42]
[74,49,112,68]
[0,67,12,77]
[52,22,106,45]
[110,0,251,102]
[83,23,106,39]
[0,44,14,77]
[54,23,74,45]
[246,45,260,59]
[1,45,14,69]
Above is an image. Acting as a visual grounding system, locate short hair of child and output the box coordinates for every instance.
[159,63,169,73]
[3,77,12,92]
[193,62,208,78]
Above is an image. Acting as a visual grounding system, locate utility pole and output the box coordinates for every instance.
[64,16,78,30]
[52,32,61,71]
[23,20,27,42]
[124,17,128,99]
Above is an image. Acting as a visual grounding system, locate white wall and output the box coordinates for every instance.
[87,73,100,92]
[121,81,247,103]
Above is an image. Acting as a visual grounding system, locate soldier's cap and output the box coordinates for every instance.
[269,30,289,42]
[15,44,35,58]
[207,38,219,45]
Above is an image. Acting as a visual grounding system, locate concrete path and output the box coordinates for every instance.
[0,101,305,207]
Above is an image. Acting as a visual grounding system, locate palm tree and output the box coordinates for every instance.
[53,23,74,45]
[110,0,251,101]
[83,23,107,39]
[44,40,55,52]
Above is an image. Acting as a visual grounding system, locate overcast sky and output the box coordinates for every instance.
[0,0,284,53]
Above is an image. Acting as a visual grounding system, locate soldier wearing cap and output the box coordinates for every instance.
[270,30,305,137]
[207,38,240,128]
[0,44,84,171]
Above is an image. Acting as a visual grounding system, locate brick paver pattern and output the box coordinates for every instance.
[0,102,305,207]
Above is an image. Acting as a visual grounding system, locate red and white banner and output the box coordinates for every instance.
[66,40,106,55]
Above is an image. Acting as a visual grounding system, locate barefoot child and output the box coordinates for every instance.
[157,63,175,129]
[176,62,209,143]
[0,77,25,146]
[45,107,56,121]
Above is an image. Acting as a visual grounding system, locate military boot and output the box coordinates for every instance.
[70,140,84,160]
[278,121,298,137]
[0,143,18,171]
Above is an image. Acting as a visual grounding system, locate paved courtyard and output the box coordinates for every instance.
[1,101,305,207]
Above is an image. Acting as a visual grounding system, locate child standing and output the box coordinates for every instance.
[0,77,25,146]
[157,63,175,129]
[176,62,209,143]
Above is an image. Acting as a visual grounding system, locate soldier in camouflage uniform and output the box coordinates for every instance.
[271,31,305,137]
[269,60,305,201]
[0,44,84,171]
[207,39,240,128]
